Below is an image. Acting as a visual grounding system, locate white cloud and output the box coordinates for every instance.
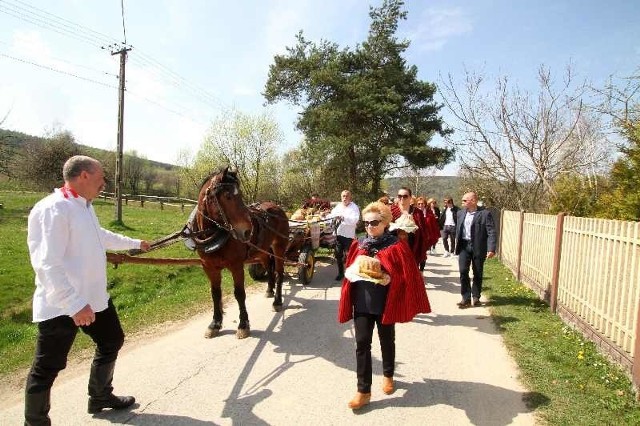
[410,7,473,52]
[10,30,51,59]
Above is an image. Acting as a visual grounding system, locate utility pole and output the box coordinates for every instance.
[111,45,131,223]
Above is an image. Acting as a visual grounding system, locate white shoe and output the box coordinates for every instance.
[443,252,450,258]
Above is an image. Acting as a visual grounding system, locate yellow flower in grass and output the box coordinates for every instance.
[577,350,584,360]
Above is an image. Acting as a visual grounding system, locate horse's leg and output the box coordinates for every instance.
[230,265,250,339]
[273,255,285,312]
[266,255,283,312]
[203,266,223,339]
[265,257,275,299]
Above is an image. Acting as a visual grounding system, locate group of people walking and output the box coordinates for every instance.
[331,187,496,409]
[22,156,496,424]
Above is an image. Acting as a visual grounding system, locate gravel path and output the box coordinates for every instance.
[1,248,538,425]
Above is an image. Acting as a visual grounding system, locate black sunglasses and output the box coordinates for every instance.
[397,194,410,199]
[363,220,382,227]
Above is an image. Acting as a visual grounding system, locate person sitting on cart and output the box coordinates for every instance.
[327,190,360,281]
[302,193,331,215]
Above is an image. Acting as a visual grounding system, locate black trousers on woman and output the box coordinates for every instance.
[354,312,395,393]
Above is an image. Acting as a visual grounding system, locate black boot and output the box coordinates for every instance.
[87,362,135,414]
[24,390,51,426]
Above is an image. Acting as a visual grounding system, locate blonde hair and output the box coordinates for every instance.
[378,195,390,205]
[427,197,436,205]
[362,201,392,226]
[415,196,427,205]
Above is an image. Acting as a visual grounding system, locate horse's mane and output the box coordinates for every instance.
[198,167,239,190]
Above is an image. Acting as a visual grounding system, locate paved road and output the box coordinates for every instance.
[1,246,537,425]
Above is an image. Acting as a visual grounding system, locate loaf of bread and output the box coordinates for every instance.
[358,256,384,279]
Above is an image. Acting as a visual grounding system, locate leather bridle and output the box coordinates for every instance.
[198,174,252,242]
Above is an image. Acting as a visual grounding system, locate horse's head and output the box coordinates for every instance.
[198,167,253,242]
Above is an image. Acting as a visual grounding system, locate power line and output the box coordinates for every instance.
[1,49,209,125]
[0,39,118,78]
[0,0,120,47]
[2,0,229,119]
[0,1,116,49]
[0,51,118,89]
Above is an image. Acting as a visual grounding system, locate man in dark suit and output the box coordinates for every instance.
[455,191,496,308]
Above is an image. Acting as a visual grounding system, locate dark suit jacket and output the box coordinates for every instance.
[454,207,496,257]
[438,205,460,228]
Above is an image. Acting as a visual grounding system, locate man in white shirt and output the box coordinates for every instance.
[438,197,459,257]
[25,156,151,425]
[328,190,360,280]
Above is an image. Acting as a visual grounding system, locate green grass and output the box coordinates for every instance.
[483,259,640,425]
[0,191,256,375]
[4,190,640,423]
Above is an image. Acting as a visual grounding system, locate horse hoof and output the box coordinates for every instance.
[205,327,220,339]
[236,328,250,339]
[272,303,283,312]
[265,291,275,298]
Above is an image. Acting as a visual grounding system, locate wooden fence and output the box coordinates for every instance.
[99,192,197,212]
[499,211,640,389]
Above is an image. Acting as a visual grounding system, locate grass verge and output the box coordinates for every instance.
[0,191,261,377]
[483,259,640,425]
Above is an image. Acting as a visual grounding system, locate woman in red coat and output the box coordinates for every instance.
[338,201,432,410]
[390,187,429,266]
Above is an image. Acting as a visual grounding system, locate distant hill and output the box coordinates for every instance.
[0,128,177,171]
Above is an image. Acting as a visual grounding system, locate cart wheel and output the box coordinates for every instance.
[248,263,268,281]
[298,247,315,285]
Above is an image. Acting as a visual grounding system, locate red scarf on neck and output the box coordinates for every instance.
[60,185,79,199]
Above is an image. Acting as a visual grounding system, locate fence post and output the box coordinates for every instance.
[160,200,164,210]
[633,302,640,397]
[515,210,525,281]
[632,222,640,398]
[549,212,566,313]
[498,208,505,260]
[124,195,128,205]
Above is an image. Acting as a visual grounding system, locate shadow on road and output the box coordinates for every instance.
[95,411,219,425]
[357,378,549,426]
[212,260,538,425]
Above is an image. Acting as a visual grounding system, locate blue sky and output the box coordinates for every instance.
[1,0,638,174]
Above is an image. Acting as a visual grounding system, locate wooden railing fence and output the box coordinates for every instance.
[499,211,640,390]
[99,191,197,212]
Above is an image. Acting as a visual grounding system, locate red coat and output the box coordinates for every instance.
[423,209,441,247]
[338,237,432,324]
[391,205,429,264]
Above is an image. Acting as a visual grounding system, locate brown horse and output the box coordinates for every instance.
[192,167,289,339]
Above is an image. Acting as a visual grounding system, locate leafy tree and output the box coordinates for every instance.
[182,108,281,203]
[278,143,341,209]
[263,0,453,201]
[123,150,145,195]
[592,70,640,220]
[0,111,14,177]
[548,173,608,216]
[13,130,80,191]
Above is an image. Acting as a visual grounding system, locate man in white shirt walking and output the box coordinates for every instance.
[328,190,360,281]
[25,156,151,425]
